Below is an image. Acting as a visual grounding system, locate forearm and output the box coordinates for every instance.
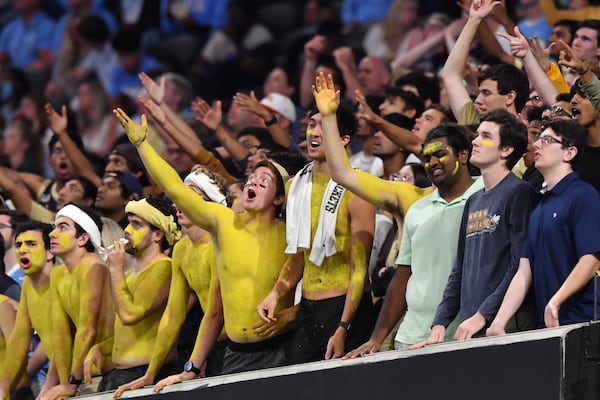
[0,167,33,214]
[372,117,422,154]
[391,31,447,71]
[551,254,600,308]
[524,53,559,106]
[2,321,33,387]
[267,124,292,149]
[371,267,410,343]
[491,262,532,328]
[57,133,101,187]
[26,342,49,378]
[442,17,481,81]
[477,20,515,65]
[214,125,249,161]
[300,59,318,108]
[189,305,223,367]
[339,65,361,100]
[160,114,203,158]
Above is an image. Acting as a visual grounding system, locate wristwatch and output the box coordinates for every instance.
[68,374,83,386]
[264,114,277,127]
[338,321,351,332]
[183,360,201,375]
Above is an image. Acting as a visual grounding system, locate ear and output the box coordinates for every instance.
[77,232,90,248]
[341,135,351,147]
[563,145,578,163]
[505,90,517,107]
[500,145,515,161]
[459,148,470,165]
[85,197,94,207]
[152,229,164,244]
[273,194,285,207]
[45,250,54,263]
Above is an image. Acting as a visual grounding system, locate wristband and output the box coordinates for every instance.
[265,114,277,127]
[68,374,83,386]
[338,321,351,332]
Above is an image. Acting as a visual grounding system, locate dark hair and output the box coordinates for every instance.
[14,221,53,251]
[394,72,440,104]
[0,208,30,231]
[576,19,600,45]
[236,126,274,147]
[144,195,179,252]
[112,27,142,53]
[9,117,43,171]
[67,175,98,203]
[268,150,308,176]
[364,95,385,116]
[526,106,545,122]
[425,103,455,123]
[385,87,425,117]
[252,160,286,218]
[554,19,578,43]
[424,123,472,158]
[403,163,431,188]
[478,64,529,113]
[65,202,103,253]
[76,14,110,43]
[541,119,587,167]
[309,103,358,140]
[480,109,528,169]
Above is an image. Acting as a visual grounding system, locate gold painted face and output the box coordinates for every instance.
[124,215,151,252]
[49,217,77,256]
[15,230,47,276]
[422,138,462,187]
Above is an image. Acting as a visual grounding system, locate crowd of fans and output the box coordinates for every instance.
[1,0,600,399]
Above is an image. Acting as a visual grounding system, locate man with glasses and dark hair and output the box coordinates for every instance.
[488,119,600,333]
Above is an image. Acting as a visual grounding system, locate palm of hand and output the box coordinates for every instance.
[314,88,339,117]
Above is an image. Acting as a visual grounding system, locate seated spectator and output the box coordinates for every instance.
[2,116,43,175]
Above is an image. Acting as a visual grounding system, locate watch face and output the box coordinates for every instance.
[184,361,193,372]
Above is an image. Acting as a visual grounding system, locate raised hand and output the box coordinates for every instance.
[469,0,502,20]
[113,108,148,146]
[191,98,222,131]
[139,72,165,105]
[44,103,68,135]
[304,35,326,61]
[528,36,552,72]
[233,91,270,120]
[557,39,588,74]
[139,96,166,126]
[354,89,378,124]
[497,26,529,59]
[312,72,340,117]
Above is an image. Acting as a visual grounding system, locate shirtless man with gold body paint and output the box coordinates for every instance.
[41,203,114,400]
[113,108,293,395]
[113,166,231,398]
[84,196,180,391]
[0,222,54,400]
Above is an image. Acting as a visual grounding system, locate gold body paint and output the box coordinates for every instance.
[125,224,148,250]
[17,232,46,276]
[481,139,495,147]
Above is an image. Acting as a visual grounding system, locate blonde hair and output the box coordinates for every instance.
[189,165,233,207]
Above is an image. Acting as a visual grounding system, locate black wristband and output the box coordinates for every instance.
[265,114,277,127]
[338,321,351,332]
[68,374,83,386]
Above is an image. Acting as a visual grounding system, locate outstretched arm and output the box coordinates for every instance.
[315,73,429,216]
[113,108,226,233]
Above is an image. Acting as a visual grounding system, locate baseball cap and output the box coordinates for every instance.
[104,171,144,200]
[260,93,297,123]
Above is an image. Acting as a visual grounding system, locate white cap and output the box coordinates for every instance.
[260,93,297,123]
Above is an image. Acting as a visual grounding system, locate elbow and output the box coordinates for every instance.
[117,312,140,326]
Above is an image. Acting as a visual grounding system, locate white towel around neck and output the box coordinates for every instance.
[285,162,346,266]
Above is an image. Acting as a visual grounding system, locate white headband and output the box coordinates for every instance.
[55,204,102,249]
[184,172,227,205]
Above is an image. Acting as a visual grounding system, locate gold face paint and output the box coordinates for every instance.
[16,231,46,276]
[423,141,443,156]
[55,231,74,253]
[452,160,459,176]
[481,139,495,147]
[125,224,148,249]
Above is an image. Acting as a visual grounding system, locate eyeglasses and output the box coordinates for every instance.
[532,135,564,147]
[390,173,411,182]
[541,105,572,121]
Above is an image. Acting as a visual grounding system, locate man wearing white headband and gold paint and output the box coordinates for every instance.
[84,196,180,392]
[42,203,114,400]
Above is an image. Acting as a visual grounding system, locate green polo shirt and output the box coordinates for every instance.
[395,177,484,344]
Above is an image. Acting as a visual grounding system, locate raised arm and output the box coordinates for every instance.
[45,103,101,187]
[139,96,236,183]
[497,27,559,105]
[441,0,501,120]
[0,295,27,393]
[315,73,428,216]
[300,35,326,108]
[113,108,225,232]
[0,166,34,214]
[332,47,361,100]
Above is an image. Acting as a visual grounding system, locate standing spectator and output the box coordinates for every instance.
[488,119,600,333]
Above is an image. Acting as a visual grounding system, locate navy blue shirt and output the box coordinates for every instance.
[522,172,600,326]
